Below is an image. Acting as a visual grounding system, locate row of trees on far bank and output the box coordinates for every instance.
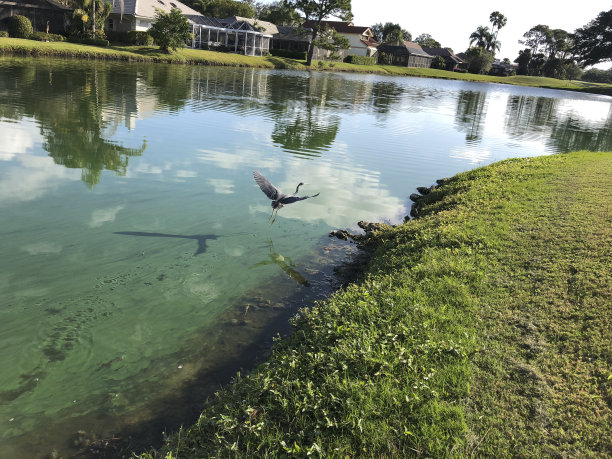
[26,1,612,78]
[514,9,612,79]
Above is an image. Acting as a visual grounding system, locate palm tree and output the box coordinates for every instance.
[70,0,120,37]
[469,25,500,56]
[469,26,492,49]
[486,36,501,54]
[489,11,507,39]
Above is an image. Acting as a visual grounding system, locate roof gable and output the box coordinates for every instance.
[111,0,200,19]
[422,47,464,63]
[377,41,433,58]
[302,20,371,36]
[222,16,278,35]
[0,0,72,10]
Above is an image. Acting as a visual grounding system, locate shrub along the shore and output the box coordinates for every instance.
[1,37,611,95]
[143,151,611,457]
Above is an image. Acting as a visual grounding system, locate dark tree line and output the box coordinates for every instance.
[515,8,611,79]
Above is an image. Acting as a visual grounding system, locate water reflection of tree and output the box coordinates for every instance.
[140,64,191,112]
[42,125,146,188]
[268,74,343,157]
[504,95,558,138]
[185,68,411,157]
[548,113,612,153]
[369,81,405,115]
[454,90,488,143]
[504,95,612,152]
[0,60,147,187]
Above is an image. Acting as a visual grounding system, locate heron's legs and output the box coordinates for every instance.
[268,207,276,222]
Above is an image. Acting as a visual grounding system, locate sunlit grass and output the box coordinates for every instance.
[2,37,611,94]
[143,151,611,457]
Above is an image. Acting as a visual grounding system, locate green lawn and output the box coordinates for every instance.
[1,37,611,94]
[142,151,611,457]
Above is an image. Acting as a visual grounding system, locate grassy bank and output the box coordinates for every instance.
[142,151,611,457]
[2,37,611,94]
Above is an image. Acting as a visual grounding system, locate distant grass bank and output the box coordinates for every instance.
[1,37,611,94]
[141,151,611,458]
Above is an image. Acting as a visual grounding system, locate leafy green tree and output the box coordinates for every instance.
[414,33,440,48]
[255,0,300,25]
[581,68,612,83]
[520,24,551,55]
[574,8,612,67]
[514,48,531,75]
[528,52,546,76]
[149,8,193,53]
[185,0,256,18]
[6,15,33,38]
[564,62,583,80]
[289,0,352,66]
[312,25,350,60]
[519,24,576,78]
[370,22,411,44]
[431,55,446,69]
[465,46,494,74]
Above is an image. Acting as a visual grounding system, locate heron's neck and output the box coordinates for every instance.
[294,183,302,194]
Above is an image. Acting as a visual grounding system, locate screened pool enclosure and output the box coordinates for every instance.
[188,16,272,56]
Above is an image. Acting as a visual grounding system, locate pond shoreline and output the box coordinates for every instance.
[144,151,611,457]
[1,37,611,96]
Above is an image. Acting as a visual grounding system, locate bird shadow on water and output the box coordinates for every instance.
[113,231,218,256]
[251,239,311,287]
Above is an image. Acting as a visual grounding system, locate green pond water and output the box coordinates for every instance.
[0,57,610,457]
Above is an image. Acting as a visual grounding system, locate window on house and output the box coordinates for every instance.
[108,18,114,30]
[157,0,165,4]
[170,2,178,7]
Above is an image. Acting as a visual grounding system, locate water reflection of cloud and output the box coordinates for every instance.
[22,242,63,255]
[207,178,234,194]
[133,163,163,174]
[251,157,407,228]
[89,205,124,228]
[450,147,492,165]
[175,170,197,178]
[0,121,38,161]
[197,148,278,172]
[0,155,80,204]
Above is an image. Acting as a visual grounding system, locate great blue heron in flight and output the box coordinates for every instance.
[253,170,319,223]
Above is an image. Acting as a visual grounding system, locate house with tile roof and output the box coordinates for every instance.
[0,0,72,34]
[377,41,433,68]
[302,20,379,60]
[106,1,271,55]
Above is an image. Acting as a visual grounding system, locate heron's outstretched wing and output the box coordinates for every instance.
[253,170,282,200]
[280,193,320,204]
